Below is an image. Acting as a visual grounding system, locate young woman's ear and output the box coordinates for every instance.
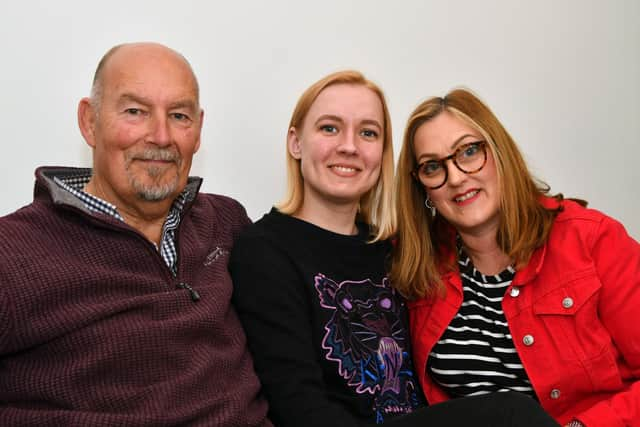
[288,127,302,159]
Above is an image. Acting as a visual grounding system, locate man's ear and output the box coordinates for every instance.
[287,127,302,159]
[78,98,97,148]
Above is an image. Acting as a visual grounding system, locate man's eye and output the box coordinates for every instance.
[171,113,189,121]
[125,108,142,115]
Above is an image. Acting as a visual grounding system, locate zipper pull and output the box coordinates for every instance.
[177,282,201,302]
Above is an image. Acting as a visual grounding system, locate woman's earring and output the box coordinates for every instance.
[425,195,436,218]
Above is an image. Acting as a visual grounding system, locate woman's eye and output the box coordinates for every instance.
[462,143,480,157]
[360,129,378,138]
[320,125,338,133]
[422,161,442,175]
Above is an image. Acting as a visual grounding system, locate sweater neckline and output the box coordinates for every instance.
[267,207,371,243]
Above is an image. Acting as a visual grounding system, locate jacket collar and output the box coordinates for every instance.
[512,243,546,286]
[34,166,203,216]
[512,195,562,286]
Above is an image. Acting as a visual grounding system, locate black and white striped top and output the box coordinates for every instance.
[54,174,189,277]
[427,249,535,398]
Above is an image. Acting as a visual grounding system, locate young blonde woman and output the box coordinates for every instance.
[230,72,558,426]
[391,88,640,427]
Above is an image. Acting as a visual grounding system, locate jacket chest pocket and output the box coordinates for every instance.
[531,272,622,391]
[533,272,610,362]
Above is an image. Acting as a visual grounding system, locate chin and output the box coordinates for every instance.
[453,214,500,235]
[131,177,180,202]
[322,191,363,205]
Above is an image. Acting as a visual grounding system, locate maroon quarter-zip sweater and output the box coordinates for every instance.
[0,167,271,427]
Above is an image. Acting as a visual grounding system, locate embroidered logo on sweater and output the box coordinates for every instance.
[204,246,228,266]
[314,274,419,422]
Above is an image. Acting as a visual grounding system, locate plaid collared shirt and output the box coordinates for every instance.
[54,174,189,276]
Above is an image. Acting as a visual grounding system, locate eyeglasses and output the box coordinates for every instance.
[412,141,488,189]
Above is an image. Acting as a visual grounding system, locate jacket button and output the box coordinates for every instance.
[510,287,520,297]
[523,334,535,346]
[550,389,561,399]
[562,297,574,309]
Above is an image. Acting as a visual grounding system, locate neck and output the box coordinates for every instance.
[117,206,170,247]
[294,199,359,236]
[84,180,173,246]
[459,227,511,275]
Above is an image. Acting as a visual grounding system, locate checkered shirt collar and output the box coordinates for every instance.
[54,173,191,276]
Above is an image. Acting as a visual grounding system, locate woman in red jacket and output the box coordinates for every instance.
[390,88,640,427]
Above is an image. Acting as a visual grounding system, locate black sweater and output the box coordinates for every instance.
[230,209,423,427]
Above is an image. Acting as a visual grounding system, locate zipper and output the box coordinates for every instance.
[171,209,202,303]
[62,204,199,301]
[176,282,201,302]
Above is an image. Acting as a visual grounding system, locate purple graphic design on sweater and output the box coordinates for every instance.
[314,274,418,421]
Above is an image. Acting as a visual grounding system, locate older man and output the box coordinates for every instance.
[0,43,271,426]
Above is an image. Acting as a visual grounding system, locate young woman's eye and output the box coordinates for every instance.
[360,129,378,139]
[320,125,338,133]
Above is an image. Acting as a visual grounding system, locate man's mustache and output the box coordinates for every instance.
[128,148,181,163]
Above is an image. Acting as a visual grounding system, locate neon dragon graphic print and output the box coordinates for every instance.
[314,273,419,423]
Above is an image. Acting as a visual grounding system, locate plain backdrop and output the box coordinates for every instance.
[1,1,638,239]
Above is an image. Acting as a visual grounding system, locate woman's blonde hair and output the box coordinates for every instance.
[391,88,566,299]
[276,70,395,241]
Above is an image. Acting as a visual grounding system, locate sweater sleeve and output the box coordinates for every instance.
[575,215,640,427]
[230,234,362,427]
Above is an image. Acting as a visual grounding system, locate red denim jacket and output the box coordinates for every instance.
[408,198,640,426]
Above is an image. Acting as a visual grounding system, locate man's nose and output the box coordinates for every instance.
[149,114,172,146]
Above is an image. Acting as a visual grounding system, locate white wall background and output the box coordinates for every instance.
[1,1,638,239]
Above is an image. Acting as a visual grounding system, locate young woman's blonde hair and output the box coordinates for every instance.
[391,88,567,299]
[276,70,396,241]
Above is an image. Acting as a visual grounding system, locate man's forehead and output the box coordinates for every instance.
[100,44,199,103]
